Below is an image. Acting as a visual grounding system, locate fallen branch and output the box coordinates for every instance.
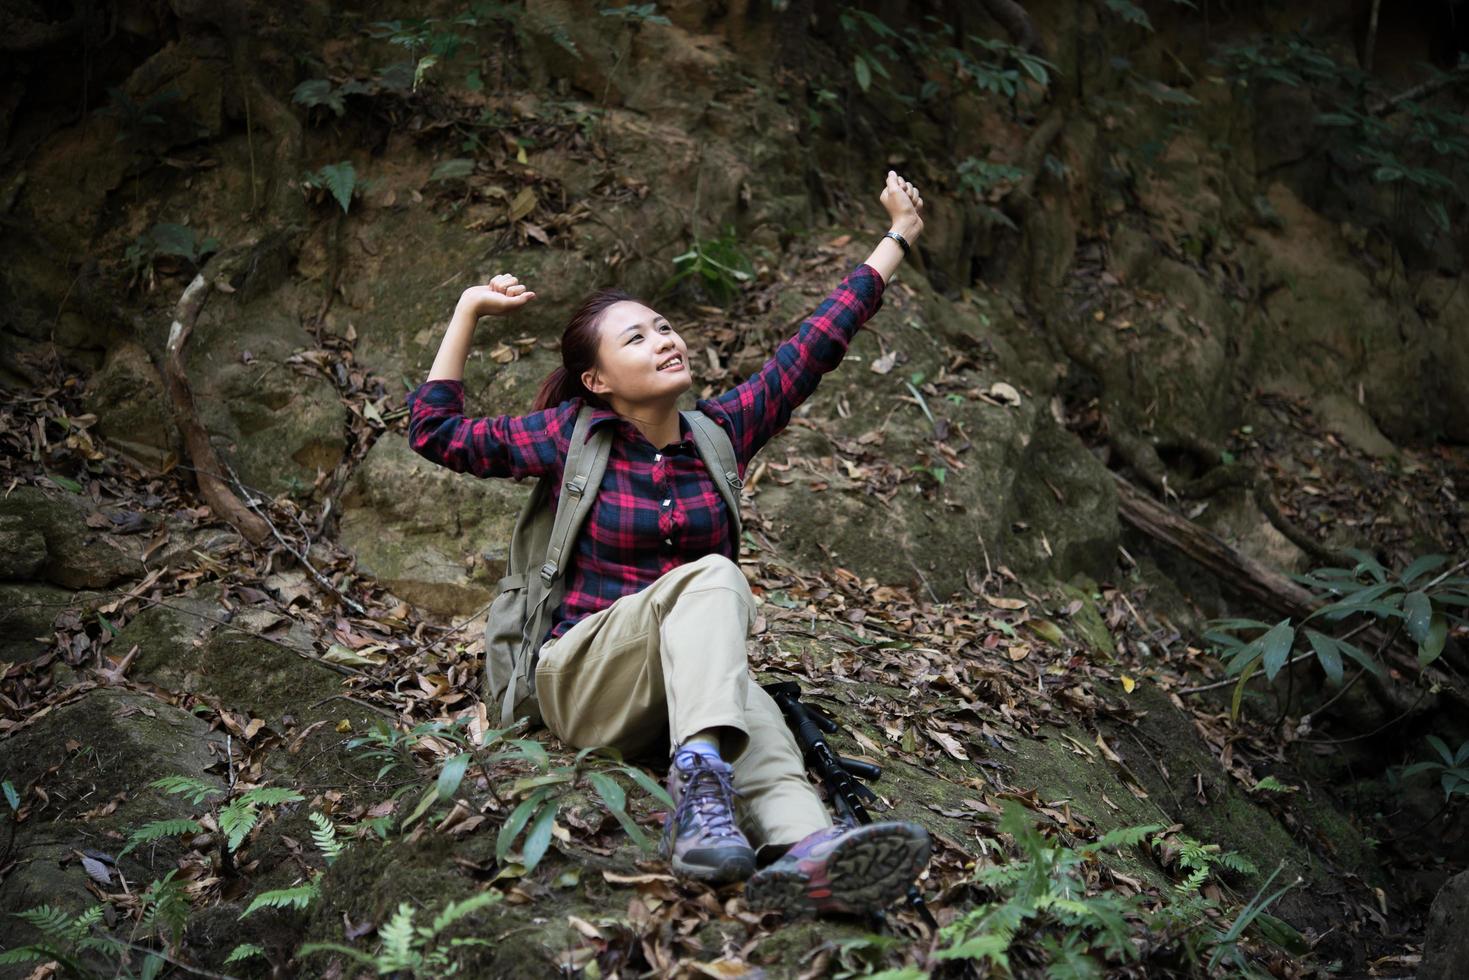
[223,460,367,615]
[1368,62,1469,116]
[1111,471,1461,693]
[161,274,271,545]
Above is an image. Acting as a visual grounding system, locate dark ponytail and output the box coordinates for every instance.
[533,286,641,412]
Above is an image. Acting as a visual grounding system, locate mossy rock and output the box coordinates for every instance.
[0,582,82,664]
[339,432,527,617]
[0,511,46,580]
[0,486,143,589]
[0,688,225,936]
[182,293,346,497]
[119,592,383,783]
[83,341,180,471]
[1100,683,1360,937]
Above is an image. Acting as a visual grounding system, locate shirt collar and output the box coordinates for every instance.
[583,406,623,440]
[581,407,692,448]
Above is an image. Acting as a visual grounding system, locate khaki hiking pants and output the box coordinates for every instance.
[535,554,831,849]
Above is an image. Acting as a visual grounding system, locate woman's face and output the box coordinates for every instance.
[581,300,692,406]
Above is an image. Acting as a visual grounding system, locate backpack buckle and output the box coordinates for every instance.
[539,562,557,584]
[727,472,743,489]
[565,475,588,496]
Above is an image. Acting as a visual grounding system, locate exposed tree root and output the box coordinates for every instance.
[161,273,271,545]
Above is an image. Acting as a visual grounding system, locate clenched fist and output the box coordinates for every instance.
[458,273,537,319]
[881,170,924,243]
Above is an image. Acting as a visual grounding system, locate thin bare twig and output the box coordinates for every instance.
[223,460,366,615]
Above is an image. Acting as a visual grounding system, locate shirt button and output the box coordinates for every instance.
[662,498,671,507]
[664,537,673,546]
[654,453,662,462]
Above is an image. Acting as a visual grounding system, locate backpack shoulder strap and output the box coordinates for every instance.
[683,411,743,544]
[541,405,612,588]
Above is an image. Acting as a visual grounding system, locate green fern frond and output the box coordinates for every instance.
[220,801,261,853]
[240,882,320,919]
[309,812,345,864]
[121,818,202,856]
[1175,866,1210,895]
[150,775,224,804]
[1218,852,1258,875]
[73,906,105,932]
[0,948,50,966]
[225,943,266,964]
[1089,823,1162,853]
[427,891,501,935]
[236,786,305,808]
[142,871,191,945]
[378,903,421,971]
[14,905,70,938]
[305,162,358,214]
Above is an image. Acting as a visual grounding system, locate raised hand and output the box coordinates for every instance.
[459,273,538,319]
[881,170,924,242]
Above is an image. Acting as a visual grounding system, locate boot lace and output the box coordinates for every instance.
[675,756,742,840]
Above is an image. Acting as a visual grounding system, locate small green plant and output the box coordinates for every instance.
[1205,862,1302,975]
[1205,551,1467,719]
[300,891,502,977]
[933,804,1162,974]
[597,3,671,28]
[661,224,754,306]
[291,77,376,119]
[302,161,360,214]
[0,905,123,977]
[1102,0,1196,32]
[932,805,1295,975]
[139,870,191,950]
[100,86,183,144]
[124,222,222,291]
[494,742,673,873]
[368,16,475,90]
[122,776,303,857]
[347,717,478,786]
[0,874,201,979]
[238,812,345,922]
[1217,35,1469,248]
[957,156,1028,229]
[1400,735,1469,801]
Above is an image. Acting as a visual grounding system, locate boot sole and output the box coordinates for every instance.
[744,822,931,918]
[671,849,757,885]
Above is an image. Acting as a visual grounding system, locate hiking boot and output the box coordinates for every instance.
[744,820,931,918]
[661,749,757,884]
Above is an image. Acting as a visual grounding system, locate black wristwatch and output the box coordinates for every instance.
[884,230,911,258]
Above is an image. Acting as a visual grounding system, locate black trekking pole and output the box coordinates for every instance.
[763,681,937,928]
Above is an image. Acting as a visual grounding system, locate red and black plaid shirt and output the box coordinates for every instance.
[406,262,886,638]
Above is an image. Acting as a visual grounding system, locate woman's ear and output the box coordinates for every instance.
[581,366,608,396]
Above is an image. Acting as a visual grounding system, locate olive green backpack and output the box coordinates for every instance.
[484,405,744,727]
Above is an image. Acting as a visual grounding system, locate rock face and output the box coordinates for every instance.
[746,277,1118,595]
[1421,871,1469,980]
[183,295,347,497]
[339,433,529,617]
[0,487,143,589]
[0,689,225,926]
[84,342,180,470]
[0,583,79,664]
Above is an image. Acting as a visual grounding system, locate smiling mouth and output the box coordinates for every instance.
[657,355,684,371]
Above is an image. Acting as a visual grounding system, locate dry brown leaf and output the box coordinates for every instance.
[603,870,675,885]
[925,727,969,761]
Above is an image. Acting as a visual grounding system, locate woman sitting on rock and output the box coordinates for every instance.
[406,172,930,917]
